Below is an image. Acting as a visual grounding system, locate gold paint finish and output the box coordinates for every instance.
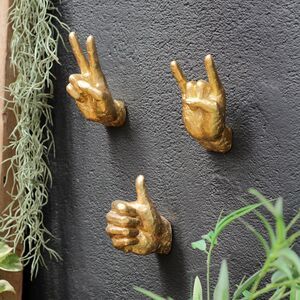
[66,32,126,126]
[106,175,172,255]
[171,54,232,153]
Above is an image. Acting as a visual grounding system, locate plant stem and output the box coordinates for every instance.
[280,290,291,299]
[281,290,291,299]
[206,244,214,300]
[249,253,273,297]
[251,279,300,299]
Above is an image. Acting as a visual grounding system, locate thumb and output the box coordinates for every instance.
[135,175,151,205]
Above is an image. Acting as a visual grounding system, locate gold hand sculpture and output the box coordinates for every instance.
[106,175,172,255]
[171,54,232,153]
[66,32,126,126]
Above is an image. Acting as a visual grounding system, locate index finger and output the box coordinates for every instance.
[204,54,222,96]
[112,200,137,217]
[69,32,89,74]
[170,60,187,94]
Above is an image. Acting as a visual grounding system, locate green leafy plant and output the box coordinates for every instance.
[0,241,22,294]
[135,189,300,299]
[0,0,68,278]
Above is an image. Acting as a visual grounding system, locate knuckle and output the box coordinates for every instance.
[123,239,132,246]
[105,211,114,221]
[123,217,134,226]
[112,239,124,249]
[105,225,113,236]
[111,200,119,209]
[69,74,76,82]
[112,200,125,209]
[117,203,128,213]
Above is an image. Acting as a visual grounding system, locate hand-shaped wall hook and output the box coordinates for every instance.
[66,32,126,126]
[171,54,232,153]
[106,175,172,255]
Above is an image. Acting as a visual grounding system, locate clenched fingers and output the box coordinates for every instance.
[106,224,139,238]
[77,80,104,100]
[106,211,139,228]
[69,74,83,93]
[111,237,139,250]
[66,83,80,100]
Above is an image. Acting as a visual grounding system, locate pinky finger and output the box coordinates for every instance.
[111,237,139,250]
[66,83,80,100]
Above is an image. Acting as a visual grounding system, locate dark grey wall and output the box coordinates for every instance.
[25,0,300,299]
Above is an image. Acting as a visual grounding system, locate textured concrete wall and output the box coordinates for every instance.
[25,0,300,299]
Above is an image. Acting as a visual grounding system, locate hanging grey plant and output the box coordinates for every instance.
[0,0,68,278]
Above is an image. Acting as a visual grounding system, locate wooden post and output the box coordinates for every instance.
[0,1,23,299]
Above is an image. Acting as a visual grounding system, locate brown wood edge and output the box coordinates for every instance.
[0,1,23,299]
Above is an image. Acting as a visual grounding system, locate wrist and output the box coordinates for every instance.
[108,99,126,127]
[199,126,232,153]
[156,216,172,254]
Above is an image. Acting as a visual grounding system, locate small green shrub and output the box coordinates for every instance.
[0,241,22,294]
[135,189,300,300]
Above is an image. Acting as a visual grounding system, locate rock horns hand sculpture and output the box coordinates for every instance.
[106,175,172,255]
[171,54,232,153]
[66,32,126,126]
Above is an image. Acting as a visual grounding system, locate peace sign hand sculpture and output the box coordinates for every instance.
[106,175,172,255]
[171,54,232,153]
[66,32,126,126]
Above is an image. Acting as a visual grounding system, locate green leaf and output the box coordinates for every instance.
[0,254,22,272]
[193,276,203,300]
[270,287,286,300]
[249,190,287,242]
[272,258,293,280]
[290,287,300,300]
[201,231,215,244]
[288,232,300,246]
[191,240,206,252]
[278,248,300,275]
[0,279,15,294]
[213,260,229,300]
[242,290,252,299]
[248,188,275,214]
[232,271,259,300]
[212,203,262,246]
[274,198,286,241]
[133,286,171,300]
[271,271,288,283]
[241,220,270,255]
[253,210,276,246]
[0,242,13,262]
[274,198,283,216]
[287,210,300,232]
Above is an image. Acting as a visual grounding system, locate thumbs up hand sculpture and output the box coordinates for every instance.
[106,175,172,255]
[171,54,232,153]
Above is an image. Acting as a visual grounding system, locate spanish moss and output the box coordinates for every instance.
[0,0,68,278]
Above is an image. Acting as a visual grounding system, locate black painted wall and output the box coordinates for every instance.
[25,0,300,299]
